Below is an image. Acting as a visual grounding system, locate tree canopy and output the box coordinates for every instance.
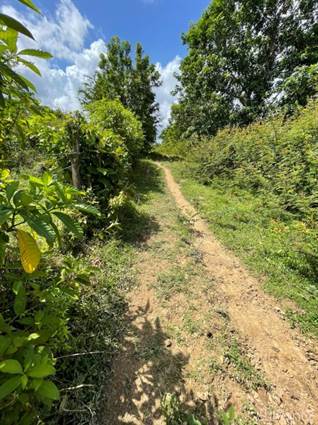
[81,36,161,152]
[166,0,318,140]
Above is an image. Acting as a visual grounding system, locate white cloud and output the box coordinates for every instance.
[21,39,105,110]
[1,1,104,110]
[2,0,92,60]
[155,56,181,131]
[2,0,180,124]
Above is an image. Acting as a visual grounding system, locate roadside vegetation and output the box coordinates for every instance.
[1,0,318,423]
[0,2,160,424]
[163,102,318,336]
[158,0,318,338]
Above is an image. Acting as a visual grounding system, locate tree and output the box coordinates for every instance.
[169,0,318,139]
[86,98,145,161]
[81,36,161,151]
[131,43,161,152]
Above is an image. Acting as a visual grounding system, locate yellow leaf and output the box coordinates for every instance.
[16,230,41,273]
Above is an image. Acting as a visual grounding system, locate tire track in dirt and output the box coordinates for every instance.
[159,163,318,425]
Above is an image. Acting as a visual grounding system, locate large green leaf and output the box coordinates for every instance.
[38,380,60,400]
[0,28,18,52]
[0,360,23,375]
[75,203,101,217]
[13,281,27,315]
[0,206,12,225]
[17,58,41,76]
[21,212,56,245]
[0,14,34,39]
[19,49,52,59]
[18,0,40,14]
[53,212,83,238]
[0,63,31,91]
[0,376,21,400]
[5,181,19,201]
[27,363,55,378]
[0,314,10,333]
[0,336,10,356]
[12,190,33,207]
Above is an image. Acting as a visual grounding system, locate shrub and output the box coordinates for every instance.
[86,99,145,162]
[189,100,318,223]
[0,170,98,424]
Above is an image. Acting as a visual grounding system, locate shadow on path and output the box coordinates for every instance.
[101,299,217,424]
[100,162,218,424]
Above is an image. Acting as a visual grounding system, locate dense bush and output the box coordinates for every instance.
[0,170,98,424]
[24,100,145,224]
[86,99,145,162]
[187,100,318,223]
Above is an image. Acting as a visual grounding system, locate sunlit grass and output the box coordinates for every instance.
[168,161,318,337]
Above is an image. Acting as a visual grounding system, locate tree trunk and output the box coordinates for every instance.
[71,137,81,189]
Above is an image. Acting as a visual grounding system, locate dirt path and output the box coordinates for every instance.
[101,162,318,425]
[159,163,318,424]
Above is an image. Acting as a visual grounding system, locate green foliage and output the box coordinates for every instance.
[189,100,318,223]
[168,161,318,336]
[49,239,134,424]
[0,254,93,424]
[86,98,145,162]
[81,36,161,150]
[0,169,97,423]
[158,120,201,160]
[218,406,236,425]
[0,170,92,252]
[24,103,142,224]
[161,393,237,425]
[0,1,51,107]
[161,393,204,425]
[167,0,318,140]
[280,64,318,112]
[0,2,158,425]
[0,0,52,167]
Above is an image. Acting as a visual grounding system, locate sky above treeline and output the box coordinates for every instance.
[2,0,210,130]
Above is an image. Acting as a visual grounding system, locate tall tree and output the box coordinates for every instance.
[81,37,161,151]
[169,0,318,139]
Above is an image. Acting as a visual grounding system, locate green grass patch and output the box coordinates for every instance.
[167,162,318,337]
[155,266,189,300]
[225,339,268,390]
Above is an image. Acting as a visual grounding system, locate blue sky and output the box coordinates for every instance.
[37,0,210,65]
[1,0,210,128]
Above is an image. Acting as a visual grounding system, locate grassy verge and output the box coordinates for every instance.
[167,161,318,337]
[48,239,135,425]
[48,160,163,424]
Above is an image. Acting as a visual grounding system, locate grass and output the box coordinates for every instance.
[182,308,202,335]
[167,161,318,337]
[155,266,189,300]
[225,339,268,390]
[50,160,163,424]
[50,239,135,425]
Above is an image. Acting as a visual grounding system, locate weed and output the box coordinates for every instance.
[183,309,201,335]
[208,358,223,374]
[161,393,206,425]
[225,340,268,390]
[155,266,189,300]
